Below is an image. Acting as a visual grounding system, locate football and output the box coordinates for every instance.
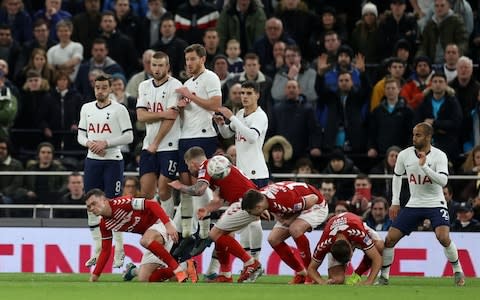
[207,155,231,179]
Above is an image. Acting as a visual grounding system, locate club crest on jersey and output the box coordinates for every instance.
[409,174,432,184]
[88,123,112,133]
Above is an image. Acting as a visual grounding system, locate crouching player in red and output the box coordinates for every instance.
[307,212,383,285]
[85,188,193,282]
[241,182,329,284]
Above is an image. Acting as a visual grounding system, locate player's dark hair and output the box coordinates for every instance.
[184,146,206,162]
[95,74,112,86]
[241,189,263,211]
[152,51,170,65]
[84,188,105,202]
[241,80,260,94]
[331,239,352,264]
[416,122,433,137]
[185,43,206,58]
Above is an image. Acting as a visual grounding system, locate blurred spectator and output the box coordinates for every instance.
[212,54,234,86]
[291,156,319,186]
[443,183,460,225]
[0,24,21,80]
[125,141,141,172]
[47,19,83,82]
[174,0,219,45]
[400,56,433,110]
[203,28,221,70]
[223,82,242,115]
[333,200,350,215]
[350,173,373,216]
[370,57,406,112]
[321,149,360,201]
[458,145,480,202]
[320,179,338,213]
[392,39,413,76]
[262,135,293,176]
[0,137,24,214]
[415,72,463,161]
[225,39,243,74]
[98,11,139,77]
[252,17,296,74]
[126,49,153,98]
[263,40,285,79]
[151,15,187,79]
[473,194,480,221]
[268,79,321,161]
[271,45,318,107]
[16,48,56,88]
[410,0,433,32]
[416,0,468,64]
[122,175,140,197]
[439,43,459,83]
[55,171,85,218]
[24,142,67,204]
[217,0,266,55]
[142,0,168,49]
[364,197,392,231]
[103,0,148,17]
[450,202,480,232]
[0,0,33,45]
[72,0,101,60]
[367,77,414,158]
[113,0,144,56]
[75,38,124,99]
[33,0,72,41]
[0,68,17,140]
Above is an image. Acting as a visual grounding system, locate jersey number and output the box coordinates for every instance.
[440,209,449,221]
[168,160,177,173]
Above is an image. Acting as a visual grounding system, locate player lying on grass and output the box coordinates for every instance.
[168,146,263,283]
[307,212,383,285]
[241,182,328,284]
[85,188,194,283]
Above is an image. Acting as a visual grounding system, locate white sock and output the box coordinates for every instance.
[219,271,232,277]
[90,226,102,258]
[206,256,220,275]
[113,231,124,255]
[248,220,263,260]
[444,241,463,273]
[161,196,175,219]
[87,211,100,227]
[381,247,394,279]
[180,193,193,237]
[194,192,211,239]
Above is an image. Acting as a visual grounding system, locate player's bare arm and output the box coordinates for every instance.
[146,118,176,154]
[307,260,328,285]
[175,86,221,111]
[361,246,382,285]
[302,194,319,210]
[197,190,223,219]
[168,180,209,196]
[136,107,178,123]
[164,221,179,243]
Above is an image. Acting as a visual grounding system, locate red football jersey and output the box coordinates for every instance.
[198,159,257,204]
[260,181,325,214]
[312,212,374,262]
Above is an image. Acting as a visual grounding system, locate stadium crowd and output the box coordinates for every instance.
[0,0,480,234]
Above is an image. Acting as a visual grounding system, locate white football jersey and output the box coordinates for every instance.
[231,107,269,179]
[394,146,448,208]
[180,69,221,139]
[78,101,133,160]
[137,77,182,151]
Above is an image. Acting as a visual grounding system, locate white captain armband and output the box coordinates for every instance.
[131,198,145,210]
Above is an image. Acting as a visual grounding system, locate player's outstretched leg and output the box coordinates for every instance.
[122,263,138,281]
[113,232,125,268]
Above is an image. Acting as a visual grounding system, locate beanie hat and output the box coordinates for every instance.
[362,2,378,17]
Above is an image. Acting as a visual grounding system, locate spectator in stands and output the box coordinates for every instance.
[151,15,187,79]
[47,19,83,82]
[317,30,342,66]
[126,49,153,98]
[333,201,350,216]
[378,0,417,60]
[370,57,406,111]
[415,72,463,161]
[319,71,369,154]
[72,0,101,60]
[321,149,360,201]
[225,39,244,74]
[439,43,460,83]
[400,56,433,110]
[349,173,373,216]
[203,28,221,70]
[142,0,168,49]
[75,38,124,99]
[367,77,414,158]
[291,157,320,186]
[262,135,293,176]
[392,39,413,78]
[217,0,266,55]
[224,53,272,116]
[0,137,24,214]
[320,179,338,213]
[0,68,18,140]
[473,195,480,221]
[416,0,468,64]
[16,19,55,78]
[24,141,67,204]
[0,0,33,45]
[223,82,242,115]
[458,145,480,202]
[16,48,56,88]
[33,0,72,41]
[252,17,296,74]
[271,45,318,107]
[263,40,285,79]
[451,202,480,232]
[410,0,432,32]
[0,24,21,80]
[122,176,140,197]
[113,0,144,56]
[443,184,460,225]
[268,79,322,161]
[364,197,392,231]
[174,0,219,45]
[103,0,148,17]
[212,54,234,87]
[55,171,85,218]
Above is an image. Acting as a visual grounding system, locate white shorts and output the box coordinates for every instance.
[327,223,381,268]
[273,203,329,230]
[215,201,260,232]
[140,222,174,266]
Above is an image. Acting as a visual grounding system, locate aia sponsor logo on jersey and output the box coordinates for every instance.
[147,102,164,112]
[88,123,112,133]
[409,174,433,185]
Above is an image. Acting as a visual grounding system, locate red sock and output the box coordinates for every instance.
[149,267,174,282]
[216,246,232,273]
[147,241,179,270]
[272,242,304,273]
[355,255,372,275]
[215,235,251,263]
[293,234,311,268]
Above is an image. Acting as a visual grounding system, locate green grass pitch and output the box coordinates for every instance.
[0,273,479,300]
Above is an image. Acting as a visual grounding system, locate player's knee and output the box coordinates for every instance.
[267,236,279,247]
[158,190,171,201]
[436,234,450,247]
[137,273,149,282]
[384,235,397,248]
[288,226,304,239]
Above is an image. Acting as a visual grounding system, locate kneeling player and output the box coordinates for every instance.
[307,212,383,285]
